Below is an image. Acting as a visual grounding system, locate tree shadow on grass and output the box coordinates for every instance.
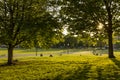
[0,62,17,67]
[53,64,91,80]
[0,59,19,66]
[109,58,120,79]
[96,66,113,80]
[96,67,103,80]
[110,58,120,68]
[95,58,120,80]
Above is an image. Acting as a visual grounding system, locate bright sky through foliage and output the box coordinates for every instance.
[63,27,68,35]
[98,23,103,30]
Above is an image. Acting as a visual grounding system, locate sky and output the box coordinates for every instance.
[63,27,68,35]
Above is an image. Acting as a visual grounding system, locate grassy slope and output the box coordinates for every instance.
[0,53,120,80]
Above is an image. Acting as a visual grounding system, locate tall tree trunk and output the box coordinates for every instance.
[103,0,115,58]
[7,44,14,65]
[108,30,115,58]
[107,9,115,58]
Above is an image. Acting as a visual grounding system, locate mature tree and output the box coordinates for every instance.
[0,0,62,65]
[0,0,45,64]
[56,0,120,58]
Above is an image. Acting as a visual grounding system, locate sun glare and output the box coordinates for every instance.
[98,23,103,30]
[63,27,68,35]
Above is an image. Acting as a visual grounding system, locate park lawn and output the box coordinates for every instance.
[0,54,120,80]
[0,48,83,58]
[0,48,68,56]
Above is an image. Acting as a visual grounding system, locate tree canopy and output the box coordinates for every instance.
[53,0,120,58]
[0,0,63,65]
[0,0,119,65]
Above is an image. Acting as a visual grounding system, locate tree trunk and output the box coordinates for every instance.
[104,0,115,58]
[108,30,115,58]
[107,10,115,58]
[36,47,38,56]
[7,44,14,65]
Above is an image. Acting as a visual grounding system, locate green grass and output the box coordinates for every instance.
[0,48,85,58]
[0,48,68,55]
[1,52,120,80]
